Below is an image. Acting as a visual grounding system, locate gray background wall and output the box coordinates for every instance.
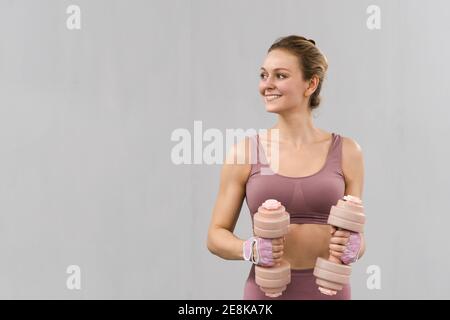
[0,0,449,299]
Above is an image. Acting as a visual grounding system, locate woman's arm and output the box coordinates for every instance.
[206,137,252,260]
[342,136,366,259]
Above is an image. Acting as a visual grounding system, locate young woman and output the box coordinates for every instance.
[207,35,365,300]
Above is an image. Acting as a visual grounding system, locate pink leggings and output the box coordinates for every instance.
[243,264,351,300]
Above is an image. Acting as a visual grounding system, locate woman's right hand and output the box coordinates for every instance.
[246,236,285,267]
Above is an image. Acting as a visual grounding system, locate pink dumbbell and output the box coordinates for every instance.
[313,195,365,295]
[253,199,291,298]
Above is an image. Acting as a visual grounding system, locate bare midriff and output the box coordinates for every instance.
[283,223,332,270]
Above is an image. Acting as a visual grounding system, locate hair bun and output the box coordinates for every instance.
[308,39,316,45]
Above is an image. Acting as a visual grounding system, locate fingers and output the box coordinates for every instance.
[272,251,284,258]
[272,243,284,250]
[333,230,350,237]
[272,253,283,264]
[330,235,349,246]
[330,226,337,234]
[271,238,284,264]
[329,249,343,258]
[329,243,346,252]
[272,245,284,258]
[271,237,284,246]
[259,237,285,265]
[271,238,285,252]
[329,229,349,259]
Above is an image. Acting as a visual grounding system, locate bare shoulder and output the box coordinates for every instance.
[341,136,363,155]
[341,135,364,182]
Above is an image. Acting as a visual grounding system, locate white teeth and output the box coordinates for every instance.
[265,95,282,101]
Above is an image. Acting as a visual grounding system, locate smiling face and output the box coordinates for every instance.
[259,49,312,114]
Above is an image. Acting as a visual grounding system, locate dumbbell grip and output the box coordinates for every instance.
[328,226,350,264]
[252,236,284,267]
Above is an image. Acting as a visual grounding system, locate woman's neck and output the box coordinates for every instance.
[269,112,322,149]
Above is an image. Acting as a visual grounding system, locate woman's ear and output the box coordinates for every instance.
[304,75,319,97]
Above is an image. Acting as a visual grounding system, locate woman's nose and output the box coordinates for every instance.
[262,76,275,90]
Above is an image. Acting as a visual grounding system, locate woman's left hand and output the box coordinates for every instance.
[329,226,350,259]
[329,226,362,264]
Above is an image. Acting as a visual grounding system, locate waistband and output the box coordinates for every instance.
[250,264,315,275]
[291,267,315,274]
[289,216,329,225]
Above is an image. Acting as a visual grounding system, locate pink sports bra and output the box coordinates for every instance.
[245,132,346,225]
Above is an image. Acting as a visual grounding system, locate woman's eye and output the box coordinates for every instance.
[259,73,287,79]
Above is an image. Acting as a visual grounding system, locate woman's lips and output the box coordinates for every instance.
[265,95,282,102]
